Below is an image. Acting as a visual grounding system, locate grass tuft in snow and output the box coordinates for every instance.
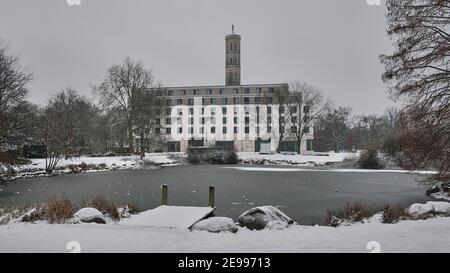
[82,195,120,221]
[45,196,77,224]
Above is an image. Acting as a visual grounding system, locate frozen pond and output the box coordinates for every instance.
[0,165,432,225]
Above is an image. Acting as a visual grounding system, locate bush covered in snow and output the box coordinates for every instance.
[357,149,385,169]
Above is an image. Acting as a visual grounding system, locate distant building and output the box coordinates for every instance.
[142,27,314,153]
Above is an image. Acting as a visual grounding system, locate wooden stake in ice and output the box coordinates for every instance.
[161,184,168,205]
[209,185,215,208]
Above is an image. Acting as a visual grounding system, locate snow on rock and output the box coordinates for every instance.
[191,217,238,233]
[238,206,295,230]
[265,220,291,230]
[406,203,434,220]
[426,202,450,215]
[73,208,106,224]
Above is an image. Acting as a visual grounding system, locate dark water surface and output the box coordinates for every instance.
[0,165,432,225]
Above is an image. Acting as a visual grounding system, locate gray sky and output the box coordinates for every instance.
[0,0,393,114]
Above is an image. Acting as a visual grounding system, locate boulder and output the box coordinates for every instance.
[238,206,295,230]
[426,201,450,216]
[426,186,440,195]
[74,207,106,224]
[191,217,238,233]
[405,203,434,220]
[265,220,291,230]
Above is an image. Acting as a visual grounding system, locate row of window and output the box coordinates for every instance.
[166,87,275,97]
[167,105,271,116]
[162,126,310,135]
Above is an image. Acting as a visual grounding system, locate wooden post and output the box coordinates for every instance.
[161,184,168,205]
[209,185,215,208]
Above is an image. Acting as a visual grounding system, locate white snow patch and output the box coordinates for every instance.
[121,205,214,229]
[426,202,450,215]
[226,166,435,174]
[73,208,104,223]
[191,217,238,233]
[2,217,450,252]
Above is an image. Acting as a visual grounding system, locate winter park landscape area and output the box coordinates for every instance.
[1,0,450,257]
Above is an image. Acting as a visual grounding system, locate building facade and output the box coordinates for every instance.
[143,28,314,153]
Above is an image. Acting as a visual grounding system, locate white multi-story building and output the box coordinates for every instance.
[145,27,314,153]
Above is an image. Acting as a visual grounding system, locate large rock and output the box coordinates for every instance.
[426,201,450,216]
[238,206,295,230]
[74,207,106,224]
[406,203,434,220]
[191,217,238,233]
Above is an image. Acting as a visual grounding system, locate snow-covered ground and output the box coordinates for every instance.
[16,153,183,172]
[1,217,450,252]
[237,152,357,165]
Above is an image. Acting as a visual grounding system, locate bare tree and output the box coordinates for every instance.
[133,87,167,159]
[0,39,33,163]
[39,89,84,174]
[381,0,450,181]
[315,107,352,153]
[93,57,155,153]
[288,82,330,153]
[264,87,292,152]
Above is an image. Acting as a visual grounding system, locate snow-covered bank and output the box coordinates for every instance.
[3,153,185,181]
[237,152,356,166]
[1,217,450,252]
[225,166,437,174]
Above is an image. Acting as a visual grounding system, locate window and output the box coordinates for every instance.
[233,97,240,104]
[267,116,272,124]
[257,88,262,94]
[211,108,216,115]
[166,108,171,115]
[234,106,239,114]
[307,139,314,151]
[189,127,194,134]
[303,105,310,113]
[193,89,198,95]
[267,126,272,133]
[267,97,273,104]
[178,127,182,134]
[166,128,171,134]
[280,117,285,124]
[177,99,182,105]
[233,88,239,94]
[201,108,205,115]
[166,117,171,124]
[189,108,194,115]
[245,127,250,134]
[267,106,272,114]
[292,116,297,124]
[177,117,182,125]
[189,118,193,124]
[219,89,224,95]
[207,89,213,95]
[303,127,310,134]
[279,106,285,114]
[234,127,238,134]
[155,127,160,134]
[177,109,182,116]
[211,127,216,133]
[234,117,238,124]
[222,98,228,105]
[210,98,216,104]
[182,90,186,96]
[254,97,261,104]
[244,97,250,104]
[291,126,297,133]
[199,127,204,134]
[245,117,250,124]
[155,118,160,125]
[211,117,216,124]
[244,106,249,114]
[223,117,227,124]
[200,117,205,124]
[244,88,250,94]
[269,87,274,93]
[304,116,310,123]
[188,99,194,106]
[166,99,171,106]
[222,107,227,114]
[223,127,227,134]
[202,98,205,105]
[291,106,297,113]
[167,90,173,96]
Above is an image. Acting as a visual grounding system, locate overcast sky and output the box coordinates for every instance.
[0,0,393,114]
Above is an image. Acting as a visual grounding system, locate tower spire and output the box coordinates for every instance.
[232,24,234,34]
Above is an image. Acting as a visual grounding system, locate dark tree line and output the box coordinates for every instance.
[381,0,450,182]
